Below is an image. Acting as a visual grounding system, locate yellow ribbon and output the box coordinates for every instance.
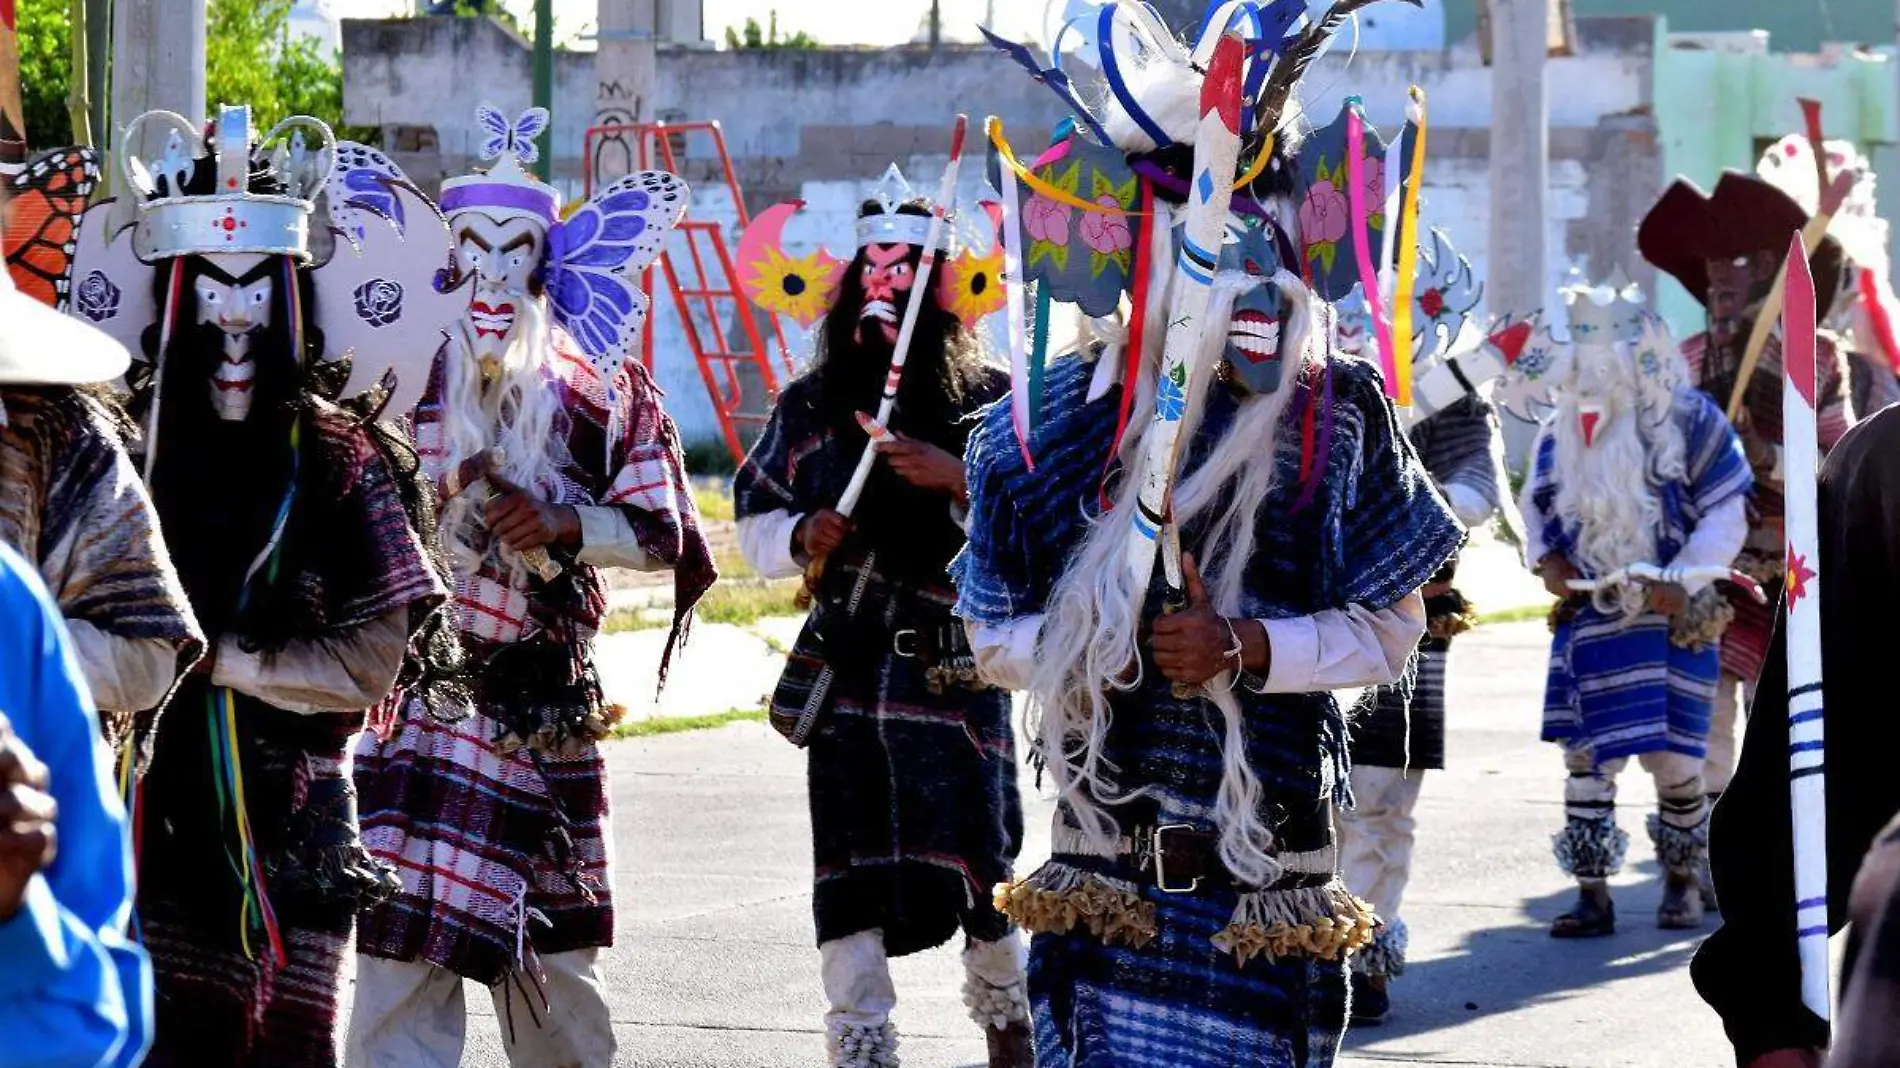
[1390,86,1428,407]
[987,119,1273,218]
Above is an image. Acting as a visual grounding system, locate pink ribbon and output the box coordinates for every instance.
[1345,106,1397,391]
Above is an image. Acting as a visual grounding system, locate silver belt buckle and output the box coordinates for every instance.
[1152,823,1202,894]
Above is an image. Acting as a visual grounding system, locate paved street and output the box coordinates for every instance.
[342,610,1743,1066]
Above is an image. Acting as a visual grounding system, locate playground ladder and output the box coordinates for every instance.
[583,120,797,463]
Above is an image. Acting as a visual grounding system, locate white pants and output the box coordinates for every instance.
[1562,746,1706,824]
[345,950,616,1068]
[820,929,1029,1045]
[1335,765,1426,925]
[1704,671,1754,796]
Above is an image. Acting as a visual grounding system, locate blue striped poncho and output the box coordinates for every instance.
[955,353,1462,1068]
[1528,387,1752,762]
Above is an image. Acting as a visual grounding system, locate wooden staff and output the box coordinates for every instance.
[1778,230,1831,1021]
[1125,32,1245,681]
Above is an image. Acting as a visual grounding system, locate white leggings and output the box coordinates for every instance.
[345,950,616,1068]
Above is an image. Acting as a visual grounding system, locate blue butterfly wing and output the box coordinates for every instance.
[545,176,680,372]
[328,142,414,245]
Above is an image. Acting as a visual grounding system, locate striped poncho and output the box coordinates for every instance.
[956,353,1462,1068]
[733,367,1023,956]
[1529,386,1753,761]
[355,332,715,986]
[1353,392,1507,770]
[0,386,202,755]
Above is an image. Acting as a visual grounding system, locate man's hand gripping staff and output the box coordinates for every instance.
[1124,32,1247,697]
[795,116,971,608]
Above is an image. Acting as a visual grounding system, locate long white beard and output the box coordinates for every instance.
[1024,274,1314,888]
[1552,395,1662,618]
[436,298,569,584]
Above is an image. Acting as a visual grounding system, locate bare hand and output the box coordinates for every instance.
[1743,1051,1821,1068]
[1150,553,1238,688]
[484,473,580,553]
[0,714,57,922]
[797,510,853,560]
[876,432,967,504]
[1539,555,1580,599]
[1645,582,1689,616]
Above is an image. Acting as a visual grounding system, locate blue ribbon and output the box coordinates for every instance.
[1098,5,1175,149]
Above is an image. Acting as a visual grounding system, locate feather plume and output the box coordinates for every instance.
[1257,0,1422,134]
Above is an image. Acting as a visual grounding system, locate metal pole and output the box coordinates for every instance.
[929,0,941,50]
[68,0,93,146]
[86,0,111,146]
[1486,0,1549,324]
[532,0,554,180]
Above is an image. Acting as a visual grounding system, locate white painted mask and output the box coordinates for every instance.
[195,253,274,422]
[453,214,544,372]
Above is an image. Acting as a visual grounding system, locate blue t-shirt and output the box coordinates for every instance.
[0,541,151,1068]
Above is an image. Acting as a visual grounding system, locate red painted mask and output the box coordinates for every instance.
[858,243,917,345]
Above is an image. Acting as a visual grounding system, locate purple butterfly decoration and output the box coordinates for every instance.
[542,171,690,381]
[477,103,550,165]
[328,142,435,247]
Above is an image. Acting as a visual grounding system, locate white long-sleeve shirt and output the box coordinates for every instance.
[1517,479,1750,595]
[964,590,1428,694]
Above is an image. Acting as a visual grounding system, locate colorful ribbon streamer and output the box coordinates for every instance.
[1344,101,1398,396]
[1388,87,1429,406]
[994,118,1037,469]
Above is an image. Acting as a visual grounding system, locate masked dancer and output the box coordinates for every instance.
[731,160,1026,1068]
[1508,279,1751,936]
[65,105,461,1066]
[1636,171,1852,893]
[961,6,1462,1063]
[1330,229,1520,1023]
[348,105,716,1068]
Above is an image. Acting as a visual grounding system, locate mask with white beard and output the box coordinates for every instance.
[452,213,544,382]
[193,253,275,421]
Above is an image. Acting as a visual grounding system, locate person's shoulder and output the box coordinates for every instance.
[1827,402,1900,471]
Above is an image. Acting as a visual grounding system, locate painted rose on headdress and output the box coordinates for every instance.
[1024,194,1072,245]
[1080,196,1132,256]
[1299,176,1348,251]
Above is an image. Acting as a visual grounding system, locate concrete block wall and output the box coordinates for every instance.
[342,14,1671,449]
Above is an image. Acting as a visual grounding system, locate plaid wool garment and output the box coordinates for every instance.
[733,369,1023,955]
[958,354,1464,1068]
[0,385,203,754]
[138,401,447,1068]
[356,329,714,984]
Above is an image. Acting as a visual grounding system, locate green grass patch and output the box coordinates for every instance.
[1477,602,1550,626]
[692,478,735,523]
[610,707,767,739]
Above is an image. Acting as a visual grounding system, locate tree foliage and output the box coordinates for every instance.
[15,0,359,150]
[723,10,819,50]
[16,0,73,147]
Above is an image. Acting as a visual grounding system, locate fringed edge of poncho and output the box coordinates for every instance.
[993,862,1378,967]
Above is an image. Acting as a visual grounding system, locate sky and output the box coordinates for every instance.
[326,0,1049,47]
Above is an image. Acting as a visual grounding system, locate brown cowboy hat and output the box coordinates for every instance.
[1637,170,1845,315]
[0,234,130,387]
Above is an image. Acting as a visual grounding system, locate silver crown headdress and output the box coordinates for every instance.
[854,164,952,252]
[123,104,335,263]
[1561,270,1647,346]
